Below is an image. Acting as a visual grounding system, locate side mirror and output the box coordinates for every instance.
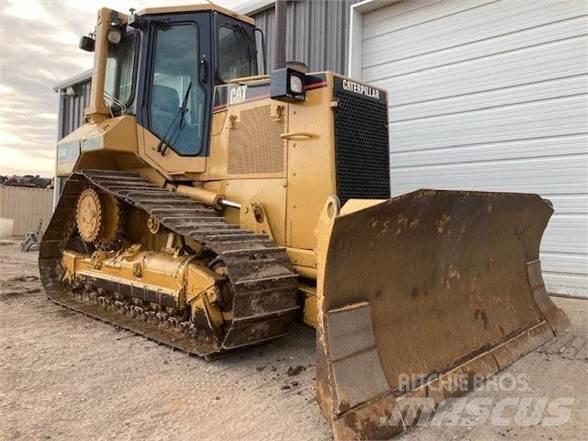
[270,67,306,103]
[79,35,95,52]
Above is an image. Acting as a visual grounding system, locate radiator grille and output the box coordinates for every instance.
[228,105,285,175]
[333,80,390,205]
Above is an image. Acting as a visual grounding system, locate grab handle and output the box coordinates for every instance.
[280,132,319,140]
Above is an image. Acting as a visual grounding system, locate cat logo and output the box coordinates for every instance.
[342,79,380,100]
[229,85,248,105]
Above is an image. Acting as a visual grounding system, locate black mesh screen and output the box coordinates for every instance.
[333,77,390,205]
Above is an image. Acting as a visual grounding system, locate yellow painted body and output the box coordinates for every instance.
[62,243,227,328]
[56,69,367,328]
[53,6,387,330]
[57,77,346,247]
[63,247,193,306]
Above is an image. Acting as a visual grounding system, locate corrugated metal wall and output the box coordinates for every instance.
[0,187,53,236]
[56,75,92,139]
[359,0,588,297]
[53,71,92,206]
[250,0,358,74]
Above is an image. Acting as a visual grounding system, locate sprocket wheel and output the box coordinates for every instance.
[75,187,123,247]
[75,188,103,243]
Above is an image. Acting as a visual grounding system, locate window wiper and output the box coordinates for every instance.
[178,82,192,129]
[157,82,192,155]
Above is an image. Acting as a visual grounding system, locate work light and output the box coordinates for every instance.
[270,67,306,102]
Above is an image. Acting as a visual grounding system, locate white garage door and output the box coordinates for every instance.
[360,0,588,296]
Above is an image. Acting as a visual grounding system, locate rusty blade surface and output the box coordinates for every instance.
[315,189,569,440]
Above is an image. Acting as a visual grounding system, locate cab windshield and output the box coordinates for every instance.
[104,32,136,108]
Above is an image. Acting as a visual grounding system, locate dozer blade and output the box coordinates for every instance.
[314,190,570,440]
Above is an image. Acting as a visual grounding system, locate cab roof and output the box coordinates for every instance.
[138,2,256,25]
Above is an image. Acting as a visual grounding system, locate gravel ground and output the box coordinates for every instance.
[0,241,586,441]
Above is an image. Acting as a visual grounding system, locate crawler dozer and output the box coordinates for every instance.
[41,3,569,439]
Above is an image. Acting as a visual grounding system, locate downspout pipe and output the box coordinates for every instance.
[272,0,287,70]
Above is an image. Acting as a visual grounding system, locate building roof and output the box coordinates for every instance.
[235,0,274,15]
[53,69,92,92]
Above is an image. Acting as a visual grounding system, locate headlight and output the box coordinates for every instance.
[289,74,304,95]
[270,67,307,103]
[107,29,122,44]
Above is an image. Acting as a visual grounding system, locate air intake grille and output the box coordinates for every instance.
[333,78,390,205]
[228,105,285,175]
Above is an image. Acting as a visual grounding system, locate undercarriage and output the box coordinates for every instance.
[40,171,300,358]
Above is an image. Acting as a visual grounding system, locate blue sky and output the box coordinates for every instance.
[0,0,244,177]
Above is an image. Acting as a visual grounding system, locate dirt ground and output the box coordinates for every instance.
[0,241,586,441]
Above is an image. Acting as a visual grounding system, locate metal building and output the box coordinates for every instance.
[53,69,92,139]
[53,0,586,297]
[238,0,359,73]
[52,69,92,205]
[348,0,587,297]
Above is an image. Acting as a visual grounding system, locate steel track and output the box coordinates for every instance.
[39,170,299,358]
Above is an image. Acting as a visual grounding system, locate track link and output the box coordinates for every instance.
[39,170,299,358]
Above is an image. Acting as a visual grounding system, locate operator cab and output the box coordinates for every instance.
[83,5,262,158]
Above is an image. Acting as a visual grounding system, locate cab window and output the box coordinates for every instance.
[149,24,206,156]
[105,32,136,108]
[217,25,258,83]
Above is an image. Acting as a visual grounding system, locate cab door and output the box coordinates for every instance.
[136,13,212,177]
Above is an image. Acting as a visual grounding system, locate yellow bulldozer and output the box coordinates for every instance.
[41,2,569,439]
